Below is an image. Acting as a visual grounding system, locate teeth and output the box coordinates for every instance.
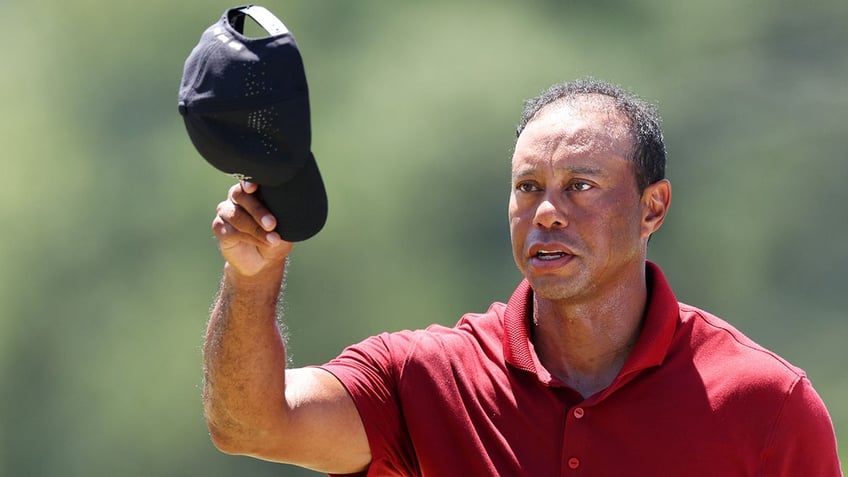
[536,250,566,260]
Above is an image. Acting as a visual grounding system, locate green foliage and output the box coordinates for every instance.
[1,0,845,475]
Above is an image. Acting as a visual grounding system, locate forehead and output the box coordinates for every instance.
[513,96,633,170]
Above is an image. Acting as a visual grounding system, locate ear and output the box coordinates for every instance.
[640,179,671,239]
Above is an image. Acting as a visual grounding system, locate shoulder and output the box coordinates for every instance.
[318,301,511,436]
[668,302,818,424]
[405,301,509,369]
[324,301,508,376]
[669,304,840,471]
[677,302,806,384]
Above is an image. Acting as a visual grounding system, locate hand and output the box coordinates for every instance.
[212,181,293,277]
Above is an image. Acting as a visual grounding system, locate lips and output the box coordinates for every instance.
[528,242,575,259]
[526,242,576,271]
[535,250,568,261]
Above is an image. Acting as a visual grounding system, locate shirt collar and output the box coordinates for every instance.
[503,261,679,384]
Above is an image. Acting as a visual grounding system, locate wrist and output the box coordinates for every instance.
[223,258,287,294]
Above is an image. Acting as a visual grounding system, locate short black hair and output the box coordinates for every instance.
[516,78,666,192]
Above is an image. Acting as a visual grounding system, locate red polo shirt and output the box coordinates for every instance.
[321,263,842,476]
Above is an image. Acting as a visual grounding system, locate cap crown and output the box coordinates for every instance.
[178,5,327,242]
[178,6,311,185]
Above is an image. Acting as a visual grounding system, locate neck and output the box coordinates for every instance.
[532,269,648,398]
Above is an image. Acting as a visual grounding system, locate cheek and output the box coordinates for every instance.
[507,197,523,232]
[508,200,533,231]
[601,206,644,247]
[508,207,528,260]
[508,215,523,248]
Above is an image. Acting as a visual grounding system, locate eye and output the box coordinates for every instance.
[515,181,541,193]
[566,181,593,192]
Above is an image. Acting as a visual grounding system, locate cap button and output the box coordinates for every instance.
[177,101,188,116]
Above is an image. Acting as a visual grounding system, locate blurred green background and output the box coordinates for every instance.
[2,0,845,475]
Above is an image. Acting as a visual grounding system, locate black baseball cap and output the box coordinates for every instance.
[178,5,327,242]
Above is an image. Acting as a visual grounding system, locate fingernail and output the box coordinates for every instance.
[261,215,275,230]
[266,233,281,245]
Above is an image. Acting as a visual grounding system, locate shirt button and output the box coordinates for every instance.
[573,407,584,419]
[568,457,580,469]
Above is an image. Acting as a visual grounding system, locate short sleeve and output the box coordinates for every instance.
[319,332,420,476]
[761,376,843,476]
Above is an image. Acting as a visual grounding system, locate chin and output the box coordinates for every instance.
[527,276,585,302]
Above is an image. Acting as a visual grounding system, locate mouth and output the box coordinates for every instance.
[535,250,569,261]
[527,243,576,269]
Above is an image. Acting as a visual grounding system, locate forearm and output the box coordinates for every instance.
[203,260,289,452]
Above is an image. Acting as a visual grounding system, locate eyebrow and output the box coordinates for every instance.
[512,164,606,179]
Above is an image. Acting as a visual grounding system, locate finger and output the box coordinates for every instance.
[241,180,259,194]
[212,213,280,250]
[216,199,284,246]
[216,199,274,243]
[228,182,277,232]
[212,215,249,251]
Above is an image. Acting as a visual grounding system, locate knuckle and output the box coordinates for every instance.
[211,216,226,234]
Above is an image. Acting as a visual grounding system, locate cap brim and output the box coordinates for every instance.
[255,152,327,242]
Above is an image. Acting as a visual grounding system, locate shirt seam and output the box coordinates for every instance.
[680,304,805,378]
[756,374,803,476]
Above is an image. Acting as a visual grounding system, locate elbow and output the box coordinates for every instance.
[207,423,245,455]
[202,396,258,455]
[204,412,263,456]
[206,419,289,460]
[202,397,292,459]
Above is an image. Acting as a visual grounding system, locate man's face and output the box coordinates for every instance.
[508,97,649,303]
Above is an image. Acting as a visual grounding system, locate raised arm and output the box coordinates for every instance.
[203,181,371,474]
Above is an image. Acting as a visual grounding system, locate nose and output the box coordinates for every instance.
[534,197,568,229]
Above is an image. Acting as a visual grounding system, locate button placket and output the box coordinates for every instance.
[562,405,588,472]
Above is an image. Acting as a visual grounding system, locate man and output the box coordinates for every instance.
[203,78,842,476]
